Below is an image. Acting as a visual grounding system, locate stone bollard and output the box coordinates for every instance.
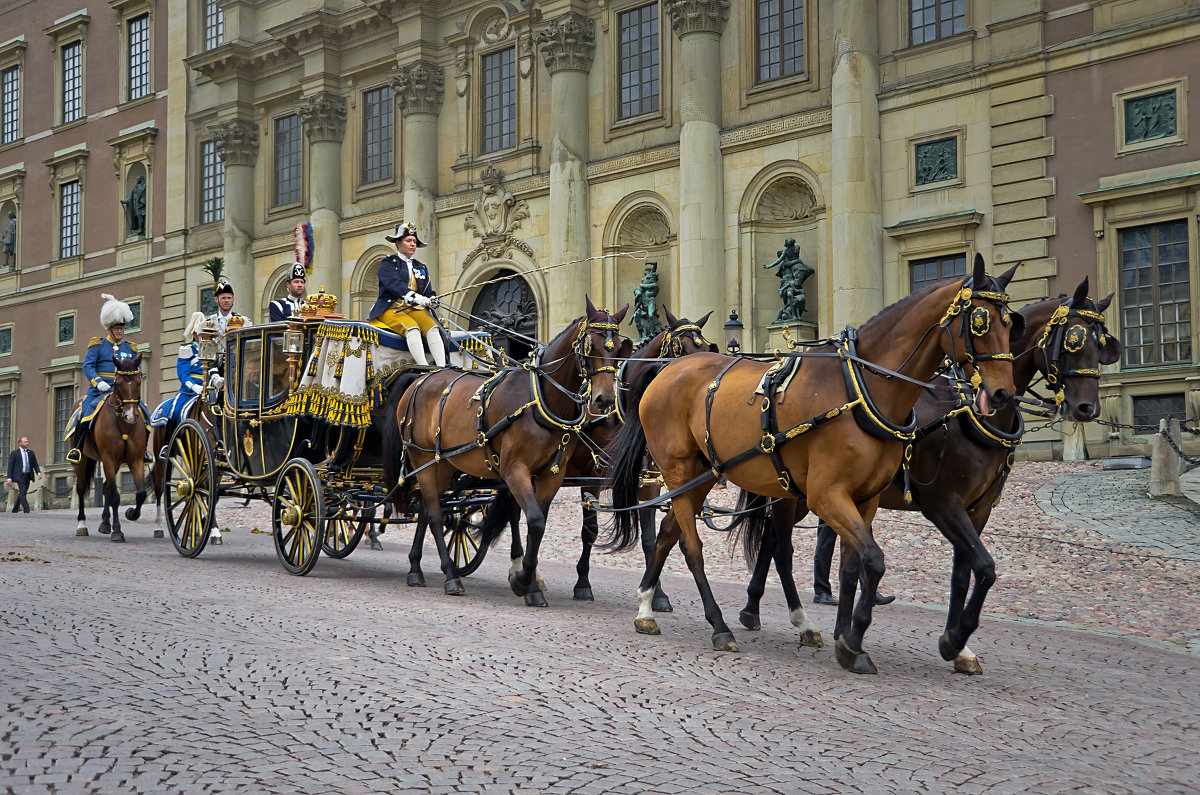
[1062,420,1087,462]
[1149,418,1182,497]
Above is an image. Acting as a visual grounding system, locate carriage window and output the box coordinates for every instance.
[266,335,289,402]
[239,338,263,405]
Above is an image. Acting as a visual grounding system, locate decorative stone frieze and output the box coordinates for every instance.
[298,92,347,144]
[535,13,595,74]
[663,0,730,37]
[392,62,445,117]
[207,119,259,167]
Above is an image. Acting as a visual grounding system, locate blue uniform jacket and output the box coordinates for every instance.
[150,343,205,427]
[65,336,150,438]
[368,255,437,320]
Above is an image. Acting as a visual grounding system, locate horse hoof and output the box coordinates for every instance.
[712,632,739,652]
[651,596,673,613]
[110,531,125,543]
[124,508,139,521]
[799,629,824,648]
[444,579,465,596]
[525,591,548,608]
[508,573,530,598]
[98,524,111,535]
[407,572,427,588]
[75,527,88,537]
[954,655,983,675]
[738,610,761,631]
[370,540,383,551]
[572,586,594,601]
[153,530,164,539]
[834,636,877,674]
[938,632,961,662]
[211,536,222,546]
[634,617,660,635]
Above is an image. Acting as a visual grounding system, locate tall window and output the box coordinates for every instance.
[1120,220,1191,367]
[909,253,966,293]
[127,14,150,101]
[200,140,224,224]
[0,394,10,454]
[61,41,83,123]
[481,48,516,153]
[204,0,224,51]
[617,4,660,119]
[910,0,965,46]
[756,0,804,83]
[59,181,80,258]
[1,66,19,144]
[53,385,73,463]
[273,114,302,207]
[361,86,393,184]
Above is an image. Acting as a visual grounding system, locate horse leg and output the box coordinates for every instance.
[75,458,96,536]
[634,511,680,636]
[638,485,671,612]
[152,428,165,538]
[815,496,883,674]
[103,463,124,543]
[406,510,428,587]
[125,456,150,525]
[369,503,388,551]
[505,469,552,608]
[670,490,739,652]
[930,502,996,675]
[573,488,597,601]
[416,470,464,596]
[739,524,774,630]
[504,499,543,592]
[767,504,821,647]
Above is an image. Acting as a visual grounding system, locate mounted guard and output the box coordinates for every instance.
[367,221,447,367]
[149,312,218,447]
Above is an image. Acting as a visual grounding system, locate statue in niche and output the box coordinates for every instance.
[1,210,15,269]
[630,261,665,342]
[121,175,147,237]
[762,237,814,324]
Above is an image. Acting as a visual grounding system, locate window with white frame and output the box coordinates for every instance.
[361,86,393,184]
[273,114,302,207]
[204,0,224,51]
[200,139,224,224]
[1120,219,1191,367]
[756,0,804,83]
[61,41,83,124]
[910,0,965,46]
[617,3,660,120]
[1,66,19,144]
[127,14,150,102]
[59,180,80,258]
[481,48,516,154]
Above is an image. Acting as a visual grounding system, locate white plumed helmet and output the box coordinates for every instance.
[99,293,134,329]
[183,311,207,341]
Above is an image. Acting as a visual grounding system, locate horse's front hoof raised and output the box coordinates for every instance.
[712,632,739,652]
[407,572,426,588]
[444,578,465,596]
[75,527,88,537]
[508,572,530,598]
[98,523,111,535]
[110,530,125,543]
[738,610,761,631]
[954,655,983,675]
[651,595,673,613]
[938,632,961,662]
[525,590,547,608]
[798,628,824,648]
[634,617,660,635]
[834,636,877,674]
[124,508,140,521]
[369,540,383,551]
[153,529,164,539]
[572,586,594,601]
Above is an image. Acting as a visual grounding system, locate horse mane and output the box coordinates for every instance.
[543,316,585,352]
[858,278,948,338]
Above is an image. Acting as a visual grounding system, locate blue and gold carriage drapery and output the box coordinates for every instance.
[285,322,404,428]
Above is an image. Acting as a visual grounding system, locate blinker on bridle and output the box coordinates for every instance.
[1036,302,1110,403]
[937,280,1014,388]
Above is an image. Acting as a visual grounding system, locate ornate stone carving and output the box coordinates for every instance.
[620,206,672,247]
[392,61,445,117]
[757,177,816,222]
[536,13,596,75]
[298,92,347,144]
[480,12,511,44]
[463,166,533,266]
[454,52,471,98]
[208,118,260,167]
[663,0,730,36]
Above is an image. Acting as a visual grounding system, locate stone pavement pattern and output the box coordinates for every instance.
[2,462,1199,794]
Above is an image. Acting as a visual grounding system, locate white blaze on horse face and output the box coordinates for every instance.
[636,587,655,620]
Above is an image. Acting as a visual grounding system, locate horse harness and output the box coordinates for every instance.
[1029,301,1113,407]
[613,322,714,424]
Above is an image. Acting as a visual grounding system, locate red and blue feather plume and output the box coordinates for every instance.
[294,221,314,274]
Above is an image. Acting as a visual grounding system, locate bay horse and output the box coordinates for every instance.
[738,277,1121,673]
[382,297,632,605]
[72,353,151,542]
[606,255,1018,673]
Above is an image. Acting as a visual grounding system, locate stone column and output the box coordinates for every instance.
[393,62,445,274]
[831,0,883,327]
[665,0,728,323]
[208,118,259,319]
[298,92,347,297]
[536,12,595,329]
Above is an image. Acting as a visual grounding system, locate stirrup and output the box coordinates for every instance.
[66,448,82,464]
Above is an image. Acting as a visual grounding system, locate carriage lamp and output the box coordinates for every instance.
[724,309,744,355]
[197,324,218,364]
[284,320,305,391]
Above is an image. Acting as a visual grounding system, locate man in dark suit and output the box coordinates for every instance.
[6,437,41,513]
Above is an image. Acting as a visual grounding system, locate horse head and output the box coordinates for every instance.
[661,308,720,356]
[1036,277,1120,422]
[582,296,633,414]
[113,352,144,425]
[945,254,1019,415]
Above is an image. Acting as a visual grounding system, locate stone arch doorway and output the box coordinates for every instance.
[470,270,538,361]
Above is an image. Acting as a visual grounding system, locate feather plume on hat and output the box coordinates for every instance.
[99,293,134,329]
[183,311,207,342]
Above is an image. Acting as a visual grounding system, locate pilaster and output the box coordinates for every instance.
[299,92,347,296]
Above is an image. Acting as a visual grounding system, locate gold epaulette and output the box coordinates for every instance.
[128,341,139,353]
[89,337,102,346]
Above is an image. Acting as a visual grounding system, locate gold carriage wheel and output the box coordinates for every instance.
[165,419,217,559]
[272,458,325,576]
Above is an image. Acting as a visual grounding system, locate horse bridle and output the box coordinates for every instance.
[659,322,711,358]
[935,279,1016,390]
[1034,301,1111,403]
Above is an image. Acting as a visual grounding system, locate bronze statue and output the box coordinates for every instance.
[630,261,665,341]
[762,237,813,324]
[1,210,14,268]
[121,175,147,237]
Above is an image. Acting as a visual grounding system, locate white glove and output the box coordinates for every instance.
[178,345,195,360]
[209,374,225,390]
[190,382,204,395]
[96,381,112,393]
[404,290,431,308]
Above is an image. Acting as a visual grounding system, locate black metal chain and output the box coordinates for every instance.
[1095,418,1200,466]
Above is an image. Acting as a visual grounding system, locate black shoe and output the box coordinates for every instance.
[875,594,896,606]
[813,592,838,606]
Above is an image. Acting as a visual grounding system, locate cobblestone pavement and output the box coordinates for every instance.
[2,460,1199,793]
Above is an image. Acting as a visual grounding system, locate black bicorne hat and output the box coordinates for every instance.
[214,281,234,296]
[288,262,307,281]
[385,221,427,248]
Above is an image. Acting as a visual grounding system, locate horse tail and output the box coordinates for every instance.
[381,371,424,499]
[732,490,773,570]
[477,488,515,549]
[602,361,665,551]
